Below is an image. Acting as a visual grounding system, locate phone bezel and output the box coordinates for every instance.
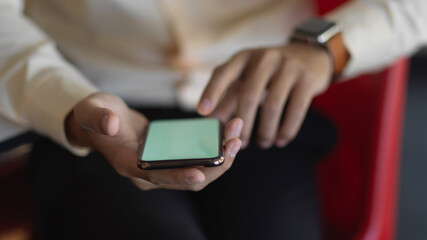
[137,118,224,170]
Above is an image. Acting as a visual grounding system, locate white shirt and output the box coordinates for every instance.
[0,0,426,154]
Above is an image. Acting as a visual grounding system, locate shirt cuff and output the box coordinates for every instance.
[25,68,98,156]
[325,1,390,78]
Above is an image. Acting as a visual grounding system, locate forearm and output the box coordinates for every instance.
[326,0,427,78]
[0,1,98,155]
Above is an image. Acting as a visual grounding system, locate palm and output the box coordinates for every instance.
[89,109,148,177]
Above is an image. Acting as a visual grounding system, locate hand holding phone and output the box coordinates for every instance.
[138,118,224,170]
[133,117,243,191]
[68,92,243,191]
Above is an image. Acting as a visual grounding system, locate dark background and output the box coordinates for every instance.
[398,52,427,240]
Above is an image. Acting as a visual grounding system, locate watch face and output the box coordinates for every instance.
[297,19,336,37]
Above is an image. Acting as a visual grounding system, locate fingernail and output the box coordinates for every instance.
[101,115,109,134]
[276,139,288,148]
[230,143,240,157]
[259,140,272,149]
[199,99,212,113]
[187,176,202,185]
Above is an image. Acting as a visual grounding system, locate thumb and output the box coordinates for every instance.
[73,98,120,136]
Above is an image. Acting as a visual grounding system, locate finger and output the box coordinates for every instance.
[257,60,300,149]
[106,143,207,189]
[237,50,281,148]
[131,177,201,191]
[139,119,243,187]
[200,138,241,186]
[197,51,249,115]
[74,98,120,136]
[223,117,243,142]
[208,83,239,123]
[128,119,242,191]
[275,78,315,147]
[131,165,206,187]
[157,119,242,191]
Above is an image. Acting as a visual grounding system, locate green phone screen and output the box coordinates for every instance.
[141,118,221,161]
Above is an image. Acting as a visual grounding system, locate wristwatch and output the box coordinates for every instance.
[291,18,348,76]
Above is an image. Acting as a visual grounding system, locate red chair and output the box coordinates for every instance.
[313,2,408,240]
[314,59,408,240]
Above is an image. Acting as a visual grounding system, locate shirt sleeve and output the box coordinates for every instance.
[326,0,427,78]
[0,0,99,155]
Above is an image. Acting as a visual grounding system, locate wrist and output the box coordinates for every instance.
[327,32,350,77]
[291,18,350,78]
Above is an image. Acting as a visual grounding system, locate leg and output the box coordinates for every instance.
[30,139,207,240]
[194,108,337,240]
[30,107,335,240]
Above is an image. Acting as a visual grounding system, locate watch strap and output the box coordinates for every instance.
[327,32,350,77]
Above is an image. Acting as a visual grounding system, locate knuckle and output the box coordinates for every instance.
[262,99,282,115]
[260,50,280,66]
[240,92,258,105]
[284,58,302,70]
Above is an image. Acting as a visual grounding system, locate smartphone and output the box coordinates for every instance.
[137,118,224,170]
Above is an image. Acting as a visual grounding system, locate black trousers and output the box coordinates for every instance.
[30,108,336,240]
